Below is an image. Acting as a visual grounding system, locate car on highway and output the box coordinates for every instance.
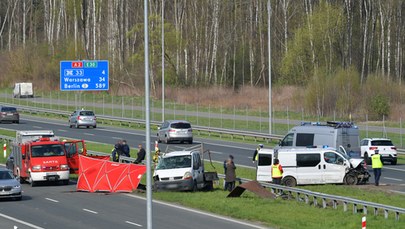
[157,120,193,144]
[68,109,97,128]
[0,106,19,124]
[360,138,397,165]
[0,168,22,201]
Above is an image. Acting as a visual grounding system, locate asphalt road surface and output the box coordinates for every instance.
[0,174,266,229]
[2,115,405,193]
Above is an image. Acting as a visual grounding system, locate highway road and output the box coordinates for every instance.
[0,174,266,229]
[0,116,268,229]
[1,115,405,193]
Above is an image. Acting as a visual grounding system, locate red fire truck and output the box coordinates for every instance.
[8,130,85,186]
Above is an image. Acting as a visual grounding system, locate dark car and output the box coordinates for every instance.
[0,106,19,124]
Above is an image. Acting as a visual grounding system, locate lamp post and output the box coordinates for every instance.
[161,0,165,122]
[267,0,272,134]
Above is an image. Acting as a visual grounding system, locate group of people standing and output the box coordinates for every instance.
[111,140,146,164]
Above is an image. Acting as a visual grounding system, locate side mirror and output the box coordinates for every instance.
[9,156,14,160]
[278,140,282,146]
[22,154,26,160]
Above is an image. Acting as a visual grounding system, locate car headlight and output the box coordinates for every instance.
[13,184,21,189]
[32,165,41,171]
[183,172,192,180]
[60,164,69,170]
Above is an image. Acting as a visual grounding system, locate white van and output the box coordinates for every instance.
[13,83,34,98]
[256,148,369,186]
[153,149,217,191]
[276,121,361,157]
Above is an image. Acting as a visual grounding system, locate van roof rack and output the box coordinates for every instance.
[301,121,357,129]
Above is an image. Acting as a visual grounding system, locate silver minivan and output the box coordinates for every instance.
[157,120,193,144]
[68,110,97,128]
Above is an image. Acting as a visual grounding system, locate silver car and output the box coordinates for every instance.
[0,168,22,201]
[0,106,19,124]
[157,120,193,144]
[69,110,97,128]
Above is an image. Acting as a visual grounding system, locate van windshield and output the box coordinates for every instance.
[156,155,192,170]
[31,144,65,157]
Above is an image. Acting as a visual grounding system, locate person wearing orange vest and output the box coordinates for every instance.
[371,149,383,186]
[272,159,283,185]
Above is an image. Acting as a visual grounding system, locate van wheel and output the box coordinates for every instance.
[282,176,297,187]
[344,173,358,185]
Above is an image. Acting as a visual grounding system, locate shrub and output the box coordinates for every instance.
[368,95,390,120]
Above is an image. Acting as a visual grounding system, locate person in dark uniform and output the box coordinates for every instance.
[134,144,146,164]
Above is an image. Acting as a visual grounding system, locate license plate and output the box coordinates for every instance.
[48,176,56,181]
[46,172,57,176]
[166,184,178,189]
[7,113,14,116]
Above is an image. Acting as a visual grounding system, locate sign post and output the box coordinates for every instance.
[60,60,109,91]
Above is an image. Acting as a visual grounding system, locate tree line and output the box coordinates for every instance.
[0,0,404,93]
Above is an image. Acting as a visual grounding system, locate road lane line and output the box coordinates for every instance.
[112,137,122,140]
[125,221,142,227]
[83,209,98,214]
[389,190,405,195]
[124,194,267,229]
[383,167,405,172]
[0,212,45,229]
[45,198,59,203]
[32,126,42,129]
[84,133,95,136]
[210,151,223,155]
[58,129,67,132]
[383,177,403,182]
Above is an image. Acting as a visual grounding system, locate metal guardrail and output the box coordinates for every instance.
[9,103,283,142]
[217,174,405,221]
[3,103,405,153]
[0,134,14,141]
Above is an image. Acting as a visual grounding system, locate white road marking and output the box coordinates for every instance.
[45,198,59,203]
[58,129,67,132]
[389,190,405,195]
[383,177,403,182]
[383,167,405,172]
[112,137,122,140]
[125,221,142,227]
[84,133,95,136]
[83,209,98,214]
[210,151,223,155]
[124,194,267,229]
[0,212,45,229]
[32,126,42,129]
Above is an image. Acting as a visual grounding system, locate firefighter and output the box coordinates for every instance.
[152,148,161,164]
[252,144,264,163]
[272,159,283,185]
[371,149,383,186]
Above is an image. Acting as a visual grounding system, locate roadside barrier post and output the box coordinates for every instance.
[362,215,366,229]
[3,143,6,158]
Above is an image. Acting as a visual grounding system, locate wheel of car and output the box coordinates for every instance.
[189,139,193,144]
[164,136,169,144]
[391,160,397,165]
[75,122,79,128]
[93,125,97,128]
[282,176,297,187]
[16,120,19,124]
[344,173,358,185]
[62,180,69,185]
[86,126,90,128]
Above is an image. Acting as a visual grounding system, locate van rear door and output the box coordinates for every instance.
[256,153,272,182]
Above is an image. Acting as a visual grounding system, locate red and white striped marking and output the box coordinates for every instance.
[3,143,6,158]
[362,216,366,229]
[155,141,159,151]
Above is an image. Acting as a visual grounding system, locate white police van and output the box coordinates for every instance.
[256,147,369,186]
[276,121,361,157]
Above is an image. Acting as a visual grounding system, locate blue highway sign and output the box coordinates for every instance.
[60,60,109,91]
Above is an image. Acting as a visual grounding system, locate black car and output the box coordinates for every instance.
[0,106,19,124]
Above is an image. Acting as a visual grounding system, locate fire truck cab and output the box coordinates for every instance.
[8,130,82,186]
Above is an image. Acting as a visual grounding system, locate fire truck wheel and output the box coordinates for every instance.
[29,176,36,187]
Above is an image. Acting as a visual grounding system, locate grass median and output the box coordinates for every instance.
[1,128,405,228]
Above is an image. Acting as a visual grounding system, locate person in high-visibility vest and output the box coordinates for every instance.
[272,159,283,185]
[252,144,264,163]
[371,149,383,186]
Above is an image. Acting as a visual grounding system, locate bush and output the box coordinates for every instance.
[368,95,390,120]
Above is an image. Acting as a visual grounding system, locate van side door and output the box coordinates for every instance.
[322,151,346,183]
[256,153,272,182]
[296,153,322,184]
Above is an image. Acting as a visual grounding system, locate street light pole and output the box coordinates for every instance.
[161,0,165,122]
[267,0,272,135]
[144,0,152,228]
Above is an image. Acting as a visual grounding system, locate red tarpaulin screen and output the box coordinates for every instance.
[77,155,146,193]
